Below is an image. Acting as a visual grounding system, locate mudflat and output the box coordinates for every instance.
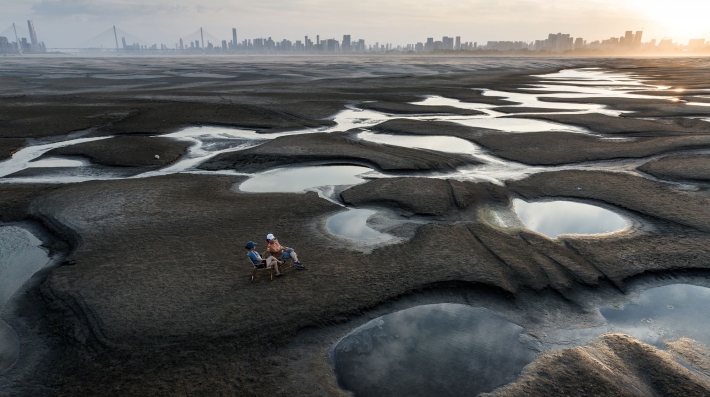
[2,56,710,397]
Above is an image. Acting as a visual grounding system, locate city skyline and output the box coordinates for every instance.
[2,0,710,49]
[1,19,708,56]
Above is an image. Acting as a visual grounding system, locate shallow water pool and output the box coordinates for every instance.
[239,165,373,193]
[513,199,628,238]
[602,284,710,348]
[325,208,395,245]
[331,304,537,397]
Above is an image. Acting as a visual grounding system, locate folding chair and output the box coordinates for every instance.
[249,257,276,282]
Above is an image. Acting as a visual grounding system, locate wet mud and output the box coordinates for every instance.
[2,57,710,397]
[43,136,192,168]
[638,153,710,183]
[199,132,480,172]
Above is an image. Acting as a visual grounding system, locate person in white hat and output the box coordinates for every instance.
[266,233,307,270]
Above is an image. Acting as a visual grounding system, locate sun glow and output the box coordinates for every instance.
[631,0,710,40]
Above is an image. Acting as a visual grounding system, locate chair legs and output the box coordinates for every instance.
[252,267,275,282]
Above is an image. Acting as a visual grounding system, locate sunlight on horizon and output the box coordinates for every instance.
[631,0,710,40]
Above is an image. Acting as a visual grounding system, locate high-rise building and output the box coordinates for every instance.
[232,28,237,51]
[179,38,183,50]
[634,31,643,45]
[689,39,706,49]
[574,37,584,50]
[624,31,634,46]
[425,37,434,52]
[27,20,38,45]
[342,35,351,52]
[455,36,461,50]
[442,36,454,50]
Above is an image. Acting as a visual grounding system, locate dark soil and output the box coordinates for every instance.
[638,154,710,182]
[199,132,480,172]
[44,136,192,168]
[359,101,484,115]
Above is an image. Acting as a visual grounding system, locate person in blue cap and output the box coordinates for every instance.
[245,241,282,276]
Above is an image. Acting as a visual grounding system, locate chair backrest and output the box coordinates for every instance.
[247,255,261,268]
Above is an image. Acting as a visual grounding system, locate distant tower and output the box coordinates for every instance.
[317,35,320,45]
[200,27,204,50]
[12,23,22,54]
[27,20,38,45]
[113,25,119,50]
[232,28,237,51]
[179,38,184,50]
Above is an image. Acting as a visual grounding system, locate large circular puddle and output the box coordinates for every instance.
[513,198,628,238]
[331,304,537,397]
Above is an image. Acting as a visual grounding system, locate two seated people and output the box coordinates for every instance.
[246,233,307,276]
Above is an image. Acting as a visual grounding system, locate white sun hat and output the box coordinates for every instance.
[266,233,275,240]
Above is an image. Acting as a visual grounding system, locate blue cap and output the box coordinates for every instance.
[245,241,258,249]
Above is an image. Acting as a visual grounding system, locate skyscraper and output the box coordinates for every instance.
[634,31,643,45]
[342,35,351,52]
[232,28,237,51]
[624,31,634,46]
[27,20,38,45]
[455,36,461,50]
[179,38,184,50]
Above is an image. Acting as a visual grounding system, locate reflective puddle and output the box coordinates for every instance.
[0,225,53,372]
[0,226,52,311]
[602,284,710,348]
[26,157,85,168]
[239,165,373,193]
[451,116,584,132]
[357,131,483,155]
[513,199,628,238]
[411,96,498,111]
[331,304,537,397]
[325,208,395,245]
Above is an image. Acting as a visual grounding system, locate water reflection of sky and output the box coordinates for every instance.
[325,208,395,245]
[332,304,537,397]
[513,199,628,238]
[602,284,710,348]
[26,157,85,168]
[239,165,372,193]
[357,131,483,155]
[0,226,51,311]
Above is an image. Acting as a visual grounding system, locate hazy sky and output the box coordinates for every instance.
[3,0,710,48]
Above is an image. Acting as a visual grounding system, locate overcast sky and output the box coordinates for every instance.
[2,0,710,48]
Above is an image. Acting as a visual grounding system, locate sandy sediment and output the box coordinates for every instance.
[358,101,484,115]
[340,177,508,217]
[538,97,710,118]
[44,136,192,168]
[489,106,578,114]
[373,119,710,165]
[3,57,710,396]
[666,338,710,377]
[485,333,710,397]
[471,131,710,165]
[199,132,480,172]
[638,154,710,182]
[522,113,710,136]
